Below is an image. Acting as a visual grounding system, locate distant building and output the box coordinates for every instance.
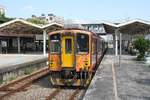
[0,5,6,15]
[31,13,64,24]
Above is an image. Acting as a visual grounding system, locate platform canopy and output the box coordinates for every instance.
[117,19,150,34]
[101,19,150,34]
[101,21,118,34]
[0,18,63,37]
[42,22,63,32]
[107,19,150,56]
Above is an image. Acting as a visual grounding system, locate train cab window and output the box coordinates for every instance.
[65,39,72,54]
[77,33,89,53]
[50,34,60,53]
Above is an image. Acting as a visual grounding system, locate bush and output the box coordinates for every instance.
[133,37,150,61]
[137,54,145,61]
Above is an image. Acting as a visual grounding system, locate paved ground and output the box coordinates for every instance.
[0,54,47,69]
[83,54,114,100]
[83,50,150,100]
[116,55,150,100]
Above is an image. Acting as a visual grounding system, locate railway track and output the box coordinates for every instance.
[0,67,49,99]
[68,89,81,100]
[46,87,82,100]
[46,75,83,100]
[46,88,61,100]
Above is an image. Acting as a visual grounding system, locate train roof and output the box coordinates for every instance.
[49,28,98,37]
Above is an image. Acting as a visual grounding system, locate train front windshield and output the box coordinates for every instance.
[50,34,60,53]
[77,33,89,53]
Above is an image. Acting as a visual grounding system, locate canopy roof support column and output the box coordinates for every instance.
[119,33,122,67]
[17,37,20,53]
[43,30,46,56]
[115,29,119,56]
[113,34,115,53]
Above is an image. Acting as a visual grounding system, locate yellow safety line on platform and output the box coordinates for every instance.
[112,61,119,100]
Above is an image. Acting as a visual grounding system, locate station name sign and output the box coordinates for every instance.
[82,24,106,34]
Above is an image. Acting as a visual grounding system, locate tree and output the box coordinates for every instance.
[133,37,150,61]
[26,18,48,25]
[0,14,13,24]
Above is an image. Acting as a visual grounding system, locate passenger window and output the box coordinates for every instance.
[50,34,60,53]
[65,39,72,54]
[77,33,89,53]
[50,40,60,53]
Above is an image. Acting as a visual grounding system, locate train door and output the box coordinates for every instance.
[61,36,74,68]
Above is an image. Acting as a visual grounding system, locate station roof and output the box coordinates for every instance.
[101,21,117,34]
[41,22,63,32]
[117,19,150,34]
[102,19,150,34]
[0,19,63,37]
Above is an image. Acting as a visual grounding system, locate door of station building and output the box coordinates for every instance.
[61,36,74,68]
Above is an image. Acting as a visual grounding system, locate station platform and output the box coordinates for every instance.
[83,49,150,100]
[83,52,114,100]
[0,54,48,84]
[0,54,47,69]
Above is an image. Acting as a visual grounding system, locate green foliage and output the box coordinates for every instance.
[0,14,13,24]
[133,37,150,61]
[26,18,48,25]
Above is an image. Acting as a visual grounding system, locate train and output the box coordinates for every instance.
[48,29,107,87]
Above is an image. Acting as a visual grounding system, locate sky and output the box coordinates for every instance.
[0,0,150,22]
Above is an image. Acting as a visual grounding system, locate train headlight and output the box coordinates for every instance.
[83,60,89,71]
[84,61,88,66]
[49,60,54,67]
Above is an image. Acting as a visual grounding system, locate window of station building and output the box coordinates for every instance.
[50,34,60,53]
[65,39,72,54]
[77,33,89,53]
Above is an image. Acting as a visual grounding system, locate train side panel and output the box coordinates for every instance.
[91,37,97,71]
[76,54,91,72]
[49,54,61,71]
[48,33,61,71]
[75,32,91,72]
